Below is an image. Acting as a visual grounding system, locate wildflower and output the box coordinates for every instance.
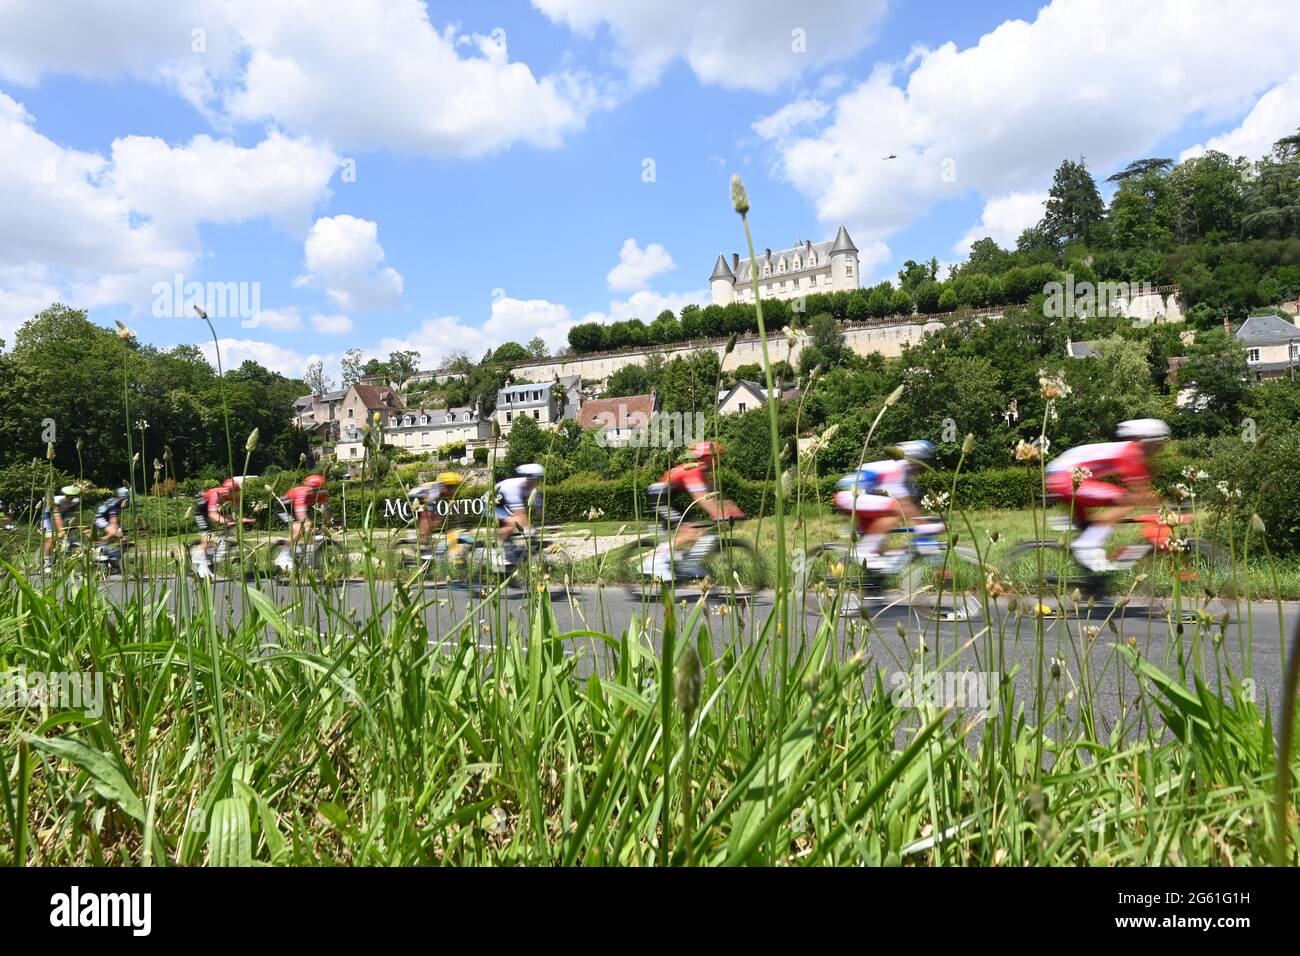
[1038,370,1071,400]
[1182,466,1208,483]
[1172,482,1193,500]
[1071,465,1092,490]
[114,320,136,341]
[984,570,1006,598]
[1083,625,1099,642]
[988,530,1000,544]
[46,442,55,461]
[730,175,750,215]
[585,506,605,521]
[246,428,259,452]
[1127,635,1138,651]
[921,491,950,512]
[135,419,149,431]
[785,325,801,349]
[1013,440,1040,462]
[1250,513,1266,534]
[884,384,905,407]
[962,433,975,456]
[724,333,738,355]
[1049,657,1063,680]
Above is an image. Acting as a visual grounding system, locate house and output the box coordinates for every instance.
[379,405,492,456]
[292,389,347,437]
[717,380,802,415]
[576,392,656,446]
[334,382,407,461]
[1065,338,1101,359]
[494,376,581,431]
[1234,314,1300,381]
[710,226,861,306]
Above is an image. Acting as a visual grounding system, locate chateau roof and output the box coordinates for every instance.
[710,254,735,282]
[830,225,858,254]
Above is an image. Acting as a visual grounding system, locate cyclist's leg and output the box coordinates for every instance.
[1069,480,1126,571]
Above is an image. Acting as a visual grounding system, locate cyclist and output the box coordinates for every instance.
[646,441,744,582]
[495,464,544,564]
[94,487,131,548]
[408,471,463,560]
[1045,418,1170,573]
[192,477,247,578]
[42,485,81,571]
[276,474,329,570]
[831,441,933,571]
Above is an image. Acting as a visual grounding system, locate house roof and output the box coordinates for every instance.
[718,380,768,405]
[576,392,656,430]
[386,407,477,426]
[1235,314,1300,346]
[350,382,405,409]
[830,225,858,254]
[1066,339,1101,359]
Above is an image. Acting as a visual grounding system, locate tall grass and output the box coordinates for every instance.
[0,182,1296,867]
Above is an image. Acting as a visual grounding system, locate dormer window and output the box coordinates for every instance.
[791,256,800,270]
[420,415,429,425]
[778,258,786,274]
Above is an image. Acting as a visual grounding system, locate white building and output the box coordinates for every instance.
[495,376,581,431]
[1235,313,1300,381]
[710,226,861,306]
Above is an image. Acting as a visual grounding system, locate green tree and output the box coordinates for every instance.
[1042,158,1105,246]
[340,348,364,388]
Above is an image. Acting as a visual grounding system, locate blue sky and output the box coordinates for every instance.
[1,0,1297,383]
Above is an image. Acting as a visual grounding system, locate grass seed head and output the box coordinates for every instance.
[730,175,750,215]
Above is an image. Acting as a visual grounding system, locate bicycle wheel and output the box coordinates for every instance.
[897,544,983,594]
[1007,539,1090,589]
[605,536,664,584]
[705,537,766,591]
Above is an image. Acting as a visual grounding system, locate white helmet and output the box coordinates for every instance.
[517,463,544,479]
[1116,419,1170,442]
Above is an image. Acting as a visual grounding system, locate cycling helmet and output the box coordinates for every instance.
[437,471,463,487]
[517,464,544,479]
[115,487,130,498]
[304,474,326,489]
[690,441,722,461]
[1116,419,1170,442]
[61,485,81,498]
[896,440,934,462]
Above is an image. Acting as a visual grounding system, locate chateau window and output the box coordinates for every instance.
[791,256,800,270]
[762,265,770,277]
[845,264,854,276]
[533,409,540,420]
[506,412,513,423]
[420,415,428,425]
[778,259,786,274]
[1248,348,1260,362]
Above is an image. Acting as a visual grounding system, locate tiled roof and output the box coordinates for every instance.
[576,393,655,429]
[350,382,405,409]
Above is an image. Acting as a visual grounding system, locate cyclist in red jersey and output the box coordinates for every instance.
[1044,418,1170,572]
[192,477,247,577]
[277,474,329,570]
[646,441,743,581]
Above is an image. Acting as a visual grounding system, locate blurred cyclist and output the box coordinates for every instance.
[94,486,131,547]
[276,474,329,570]
[192,477,247,579]
[42,485,81,571]
[646,441,743,582]
[1045,418,1170,573]
[408,471,463,559]
[831,441,933,571]
[495,464,544,561]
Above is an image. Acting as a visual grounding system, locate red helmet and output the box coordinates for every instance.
[305,474,325,489]
[690,441,722,461]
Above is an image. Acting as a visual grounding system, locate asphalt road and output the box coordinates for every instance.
[103,576,1298,738]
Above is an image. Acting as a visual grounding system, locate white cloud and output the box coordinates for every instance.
[757,0,1300,252]
[0,92,337,312]
[377,294,576,369]
[955,192,1048,256]
[532,0,889,92]
[298,215,403,312]
[311,313,354,335]
[199,338,331,379]
[751,99,830,141]
[1181,71,1300,162]
[0,0,600,159]
[606,239,675,292]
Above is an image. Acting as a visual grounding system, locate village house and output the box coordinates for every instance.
[1234,313,1300,381]
[575,392,656,446]
[292,389,347,438]
[716,380,802,415]
[495,376,582,431]
[333,382,406,461]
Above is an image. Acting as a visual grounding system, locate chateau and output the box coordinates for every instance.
[709,226,861,306]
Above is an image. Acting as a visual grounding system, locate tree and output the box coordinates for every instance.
[567,323,605,354]
[659,350,720,414]
[1108,168,1175,251]
[1106,157,1174,184]
[492,341,531,364]
[526,336,548,359]
[897,259,937,293]
[1042,158,1105,246]
[806,312,846,368]
[303,359,332,396]
[502,413,550,474]
[1167,151,1245,242]
[340,348,365,388]
[1172,328,1249,437]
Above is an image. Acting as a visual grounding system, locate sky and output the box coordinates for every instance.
[2,0,1299,385]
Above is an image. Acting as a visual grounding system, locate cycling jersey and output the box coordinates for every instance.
[408,483,446,506]
[195,485,234,532]
[42,497,77,534]
[96,495,128,520]
[495,477,536,513]
[1045,441,1148,520]
[287,485,328,515]
[662,461,714,496]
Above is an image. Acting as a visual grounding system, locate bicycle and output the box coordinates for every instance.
[805,519,982,610]
[393,526,490,587]
[91,531,133,578]
[495,526,575,588]
[1008,504,1228,599]
[190,520,257,580]
[607,513,766,593]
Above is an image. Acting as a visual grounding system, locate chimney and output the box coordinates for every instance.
[1223,314,1230,335]
[765,248,771,259]
[732,253,740,272]
[805,239,812,256]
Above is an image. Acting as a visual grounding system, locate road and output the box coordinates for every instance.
[103,575,1298,737]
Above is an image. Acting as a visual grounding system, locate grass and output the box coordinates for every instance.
[1,179,1297,867]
